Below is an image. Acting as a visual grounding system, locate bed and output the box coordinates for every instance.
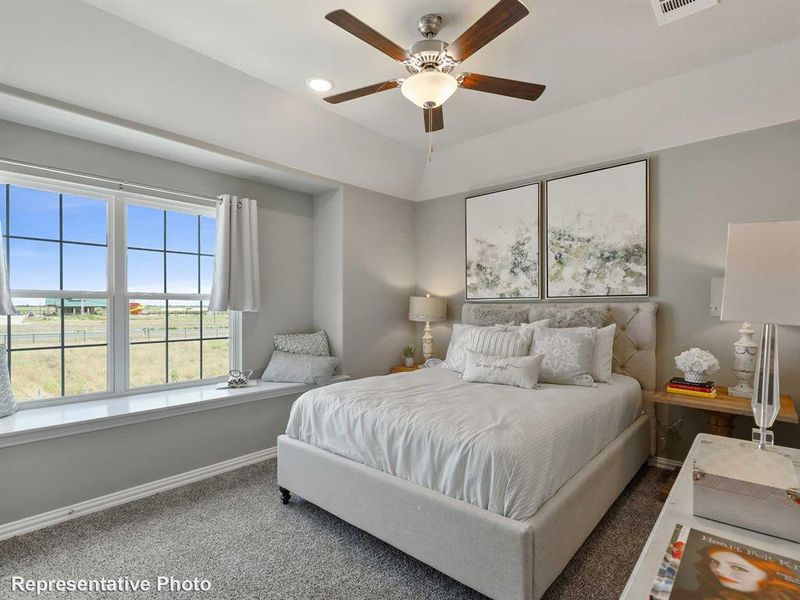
[277,301,658,600]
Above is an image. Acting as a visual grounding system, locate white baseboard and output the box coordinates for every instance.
[648,455,683,470]
[0,446,276,541]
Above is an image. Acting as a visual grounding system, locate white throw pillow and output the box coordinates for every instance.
[531,327,597,387]
[462,350,545,389]
[466,327,532,358]
[592,324,616,383]
[441,324,494,374]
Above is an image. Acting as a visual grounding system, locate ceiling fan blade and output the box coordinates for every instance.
[323,80,401,104]
[325,10,408,62]
[447,0,529,62]
[459,73,545,101]
[423,106,444,132]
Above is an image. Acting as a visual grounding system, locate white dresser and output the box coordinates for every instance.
[621,433,800,598]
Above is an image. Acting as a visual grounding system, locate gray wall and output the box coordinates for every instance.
[341,185,416,378]
[312,190,344,362]
[0,120,315,376]
[415,122,800,460]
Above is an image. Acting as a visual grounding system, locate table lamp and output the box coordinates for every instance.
[408,294,446,360]
[721,220,800,449]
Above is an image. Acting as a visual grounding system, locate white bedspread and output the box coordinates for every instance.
[285,368,642,521]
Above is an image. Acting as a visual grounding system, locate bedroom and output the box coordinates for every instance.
[0,1,798,599]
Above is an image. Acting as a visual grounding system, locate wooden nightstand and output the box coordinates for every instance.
[646,385,797,500]
[646,385,797,437]
[390,364,423,374]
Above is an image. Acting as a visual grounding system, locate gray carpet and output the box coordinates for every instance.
[1,460,669,599]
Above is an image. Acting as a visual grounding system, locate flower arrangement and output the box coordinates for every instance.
[674,348,720,384]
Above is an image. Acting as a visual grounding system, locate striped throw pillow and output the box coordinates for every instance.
[466,327,532,359]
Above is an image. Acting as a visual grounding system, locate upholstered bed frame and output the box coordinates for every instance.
[277,302,658,600]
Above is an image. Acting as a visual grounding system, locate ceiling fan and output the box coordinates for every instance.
[322,0,545,135]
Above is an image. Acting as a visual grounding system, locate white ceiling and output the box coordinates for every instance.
[87,0,800,150]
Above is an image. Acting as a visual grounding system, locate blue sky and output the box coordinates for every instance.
[4,185,215,293]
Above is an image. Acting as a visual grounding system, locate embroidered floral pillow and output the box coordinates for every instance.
[531,327,597,387]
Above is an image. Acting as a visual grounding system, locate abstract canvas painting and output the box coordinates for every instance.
[545,160,648,298]
[466,183,539,300]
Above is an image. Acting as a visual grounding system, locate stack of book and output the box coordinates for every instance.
[666,377,717,398]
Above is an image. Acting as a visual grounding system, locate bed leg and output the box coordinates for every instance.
[279,486,291,505]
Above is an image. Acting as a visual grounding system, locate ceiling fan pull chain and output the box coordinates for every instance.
[427,109,433,161]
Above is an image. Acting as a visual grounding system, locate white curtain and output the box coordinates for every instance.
[0,222,15,316]
[209,195,260,312]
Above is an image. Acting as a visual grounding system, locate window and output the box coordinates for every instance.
[126,203,229,388]
[0,174,238,408]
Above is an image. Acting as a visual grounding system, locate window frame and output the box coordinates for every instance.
[0,171,241,409]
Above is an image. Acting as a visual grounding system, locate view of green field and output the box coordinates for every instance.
[3,303,229,401]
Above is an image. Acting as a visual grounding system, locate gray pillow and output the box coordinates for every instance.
[462,304,530,326]
[462,350,544,389]
[262,350,339,384]
[273,330,330,357]
[531,327,596,387]
[527,305,610,329]
[442,324,495,374]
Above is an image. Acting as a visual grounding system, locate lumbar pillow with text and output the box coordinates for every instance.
[462,350,545,389]
[531,326,597,387]
[593,324,616,383]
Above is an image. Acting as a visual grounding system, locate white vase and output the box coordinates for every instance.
[404,357,415,367]
[683,369,708,384]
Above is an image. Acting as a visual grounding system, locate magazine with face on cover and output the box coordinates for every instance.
[650,526,800,600]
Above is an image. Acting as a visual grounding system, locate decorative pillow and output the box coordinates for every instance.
[466,327,532,358]
[532,327,597,387]
[593,324,616,383]
[461,304,531,326]
[462,350,545,389]
[441,324,492,374]
[0,347,16,418]
[527,305,610,329]
[273,330,330,357]
[262,350,339,384]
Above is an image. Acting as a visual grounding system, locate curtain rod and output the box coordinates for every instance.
[0,157,218,205]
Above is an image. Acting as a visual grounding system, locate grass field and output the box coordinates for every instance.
[5,303,229,401]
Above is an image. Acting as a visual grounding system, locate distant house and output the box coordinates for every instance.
[45,298,106,315]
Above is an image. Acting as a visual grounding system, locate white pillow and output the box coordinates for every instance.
[462,350,545,389]
[532,327,597,387]
[593,324,616,383]
[466,327,532,358]
[441,324,494,374]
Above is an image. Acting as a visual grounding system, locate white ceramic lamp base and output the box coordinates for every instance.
[422,322,433,360]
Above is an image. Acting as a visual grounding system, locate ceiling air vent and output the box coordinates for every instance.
[650,0,719,26]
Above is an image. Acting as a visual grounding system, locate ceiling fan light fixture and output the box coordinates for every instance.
[401,70,457,108]
[306,77,334,93]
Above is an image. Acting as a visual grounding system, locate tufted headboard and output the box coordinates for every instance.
[461,302,659,392]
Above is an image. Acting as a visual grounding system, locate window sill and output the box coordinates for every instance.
[0,376,349,449]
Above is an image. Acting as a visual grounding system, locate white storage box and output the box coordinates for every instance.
[692,436,800,543]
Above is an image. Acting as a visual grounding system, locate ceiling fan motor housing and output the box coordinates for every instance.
[405,39,456,74]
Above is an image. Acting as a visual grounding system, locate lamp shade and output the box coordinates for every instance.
[409,295,446,323]
[401,71,457,108]
[721,220,800,326]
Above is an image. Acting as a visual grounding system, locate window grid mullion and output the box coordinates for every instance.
[163,211,169,384]
[198,215,203,380]
[5,184,11,384]
[59,194,65,397]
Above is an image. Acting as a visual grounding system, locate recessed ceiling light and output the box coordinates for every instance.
[306,77,334,93]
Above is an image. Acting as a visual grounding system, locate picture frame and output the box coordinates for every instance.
[545,159,649,299]
[465,182,540,300]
